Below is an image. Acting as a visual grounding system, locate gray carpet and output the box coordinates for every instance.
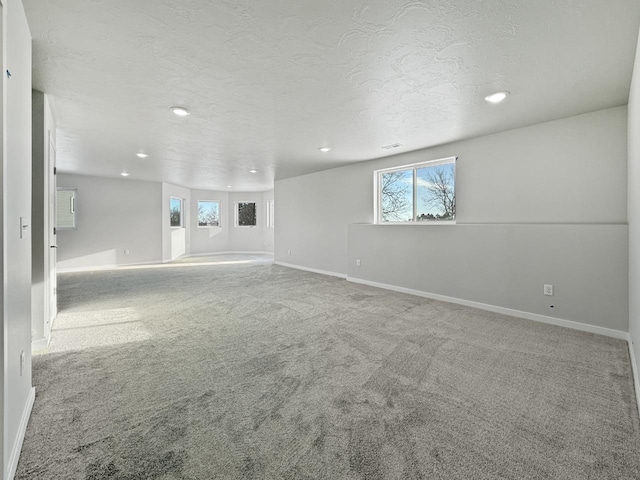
[15,255,640,479]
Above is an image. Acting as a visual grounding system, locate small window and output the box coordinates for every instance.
[170,197,183,227]
[56,188,77,229]
[198,200,220,227]
[375,157,456,223]
[235,202,257,227]
[267,200,275,228]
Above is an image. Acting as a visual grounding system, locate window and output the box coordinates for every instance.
[56,188,77,229]
[170,197,183,227]
[198,200,220,227]
[375,157,456,223]
[267,200,275,228]
[235,202,257,227]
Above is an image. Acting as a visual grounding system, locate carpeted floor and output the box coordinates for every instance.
[15,255,640,479]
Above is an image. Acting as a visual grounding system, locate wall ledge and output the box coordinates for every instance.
[347,276,628,340]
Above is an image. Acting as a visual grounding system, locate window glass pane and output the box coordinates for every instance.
[198,201,220,227]
[56,189,76,229]
[170,197,182,227]
[237,202,256,226]
[416,163,455,221]
[380,169,413,222]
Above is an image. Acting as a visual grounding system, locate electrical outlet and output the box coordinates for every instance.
[287,249,292,255]
[356,259,361,267]
[124,249,130,255]
[20,350,25,376]
[544,284,553,296]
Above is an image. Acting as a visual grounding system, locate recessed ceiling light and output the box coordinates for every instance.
[170,106,191,116]
[249,169,258,173]
[226,185,232,188]
[120,172,130,177]
[319,147,331,153]
[136,153,148,158]
[484,91,509,104]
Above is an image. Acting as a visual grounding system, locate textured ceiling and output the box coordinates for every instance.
[23,0,640,192]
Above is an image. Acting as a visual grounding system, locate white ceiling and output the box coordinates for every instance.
[23,0,640,192]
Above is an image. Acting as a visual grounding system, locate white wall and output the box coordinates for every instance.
[57,174,162,270]
[3,0,35,478]
[276,106,629,333]
[188,189,275,256]
[189,189,229,255]
[55,179,272,269]
[227,191,269,252]
[162,182,191,262]
[628,26,640,400]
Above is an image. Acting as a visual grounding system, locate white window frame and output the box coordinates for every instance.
[56,187,77,230]
[266,199,275,228]
[374,156,457,225]
[235,201,257,228]
[169,196,184,228]
[197,200,221,228]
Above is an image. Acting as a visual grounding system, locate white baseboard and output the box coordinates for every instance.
[7,387,35,480]
[31,333,50,353]
[628,335,640,416]
[189,251,273,257]
[274,261,347,279]
[60,253,275,272]
[346,276,628,340]
[58,260,160,273]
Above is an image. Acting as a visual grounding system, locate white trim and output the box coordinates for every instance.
[58,253,275,273]
[346,276,628,340]
[7,387,35,480]
[274,261,347,279]
[628,335,640,416]
[189,251,273,257]
[57,260,160,273]
[31,329,52,353]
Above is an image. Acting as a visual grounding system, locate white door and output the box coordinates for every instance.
[48,135,57,323]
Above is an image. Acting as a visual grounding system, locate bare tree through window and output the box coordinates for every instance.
[198,201,220,227]
[381,169,412,221]
[170,197,182,227]
[417,164,455,221]
[237,202,257,226]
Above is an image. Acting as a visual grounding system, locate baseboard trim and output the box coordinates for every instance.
[274,261,347,279]
[628,335,640,416]
[58,260,160,273]
[7,387,35,480]
[189,251,273,257]
[347,276,628,340]
[31,334,50,353]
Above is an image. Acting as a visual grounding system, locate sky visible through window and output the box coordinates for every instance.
[198,201,220,227]
[170,198,182,227]
[381,162,455,222]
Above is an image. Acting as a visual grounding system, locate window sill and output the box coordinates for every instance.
[375,221,456,226]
